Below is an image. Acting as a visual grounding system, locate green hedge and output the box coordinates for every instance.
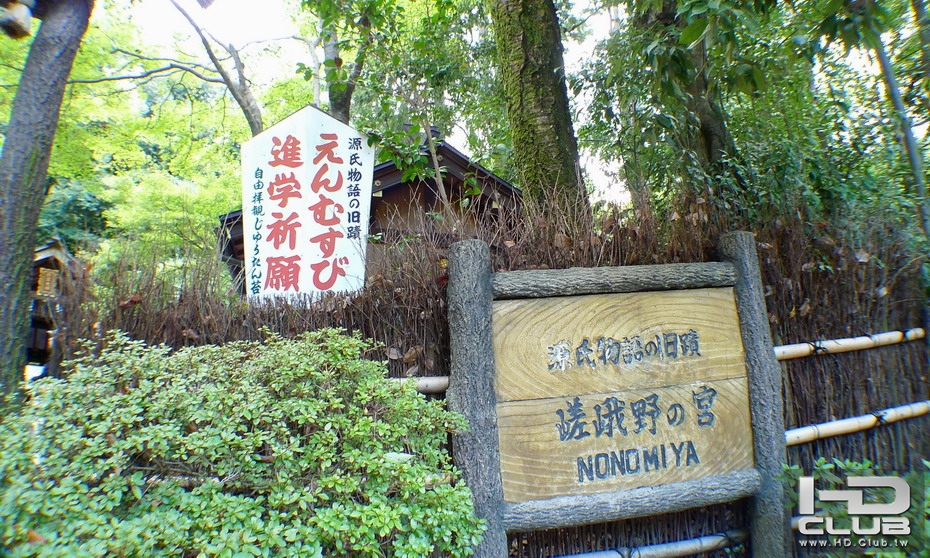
[0,329,484,557]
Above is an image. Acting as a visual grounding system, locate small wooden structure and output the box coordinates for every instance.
[27,238,79,377]
[218,138,521,289]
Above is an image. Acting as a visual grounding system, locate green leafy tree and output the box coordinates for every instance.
[583,0,779,211]
[808,0,930,236]
[294,0,516,224]
[168,0,266,136]
[36,179,111,248]
[298,0,404,124]
[577,0,925,238]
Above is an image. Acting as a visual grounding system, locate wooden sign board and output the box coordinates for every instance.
[493,288,754,502]
[446,235,788,557]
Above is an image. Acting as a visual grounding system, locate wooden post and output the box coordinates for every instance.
[718,232,789,557]
[447,240,507,557]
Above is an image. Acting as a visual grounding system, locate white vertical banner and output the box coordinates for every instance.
[241,106,375,298]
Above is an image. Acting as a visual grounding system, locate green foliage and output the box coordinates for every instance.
[0,329,484,557]
[814,0,897,53]
[298,0,514,182]
[260,76,319,125]
[3,6,251,262]
[576,0,925,235]
[781,457,930,555]
[36,179,112,250]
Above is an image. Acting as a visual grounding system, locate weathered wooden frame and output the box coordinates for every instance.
[447,232,788,558]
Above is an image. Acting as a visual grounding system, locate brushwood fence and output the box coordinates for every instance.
[57,210,926,556]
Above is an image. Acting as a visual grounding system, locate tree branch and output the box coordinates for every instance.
[348,29,372,86]
[0,61,24,73]
[169,0,263,135]
[67,63,223,84]
[222,40,248,91]
[290,31,323,103]
[112,47,227,73]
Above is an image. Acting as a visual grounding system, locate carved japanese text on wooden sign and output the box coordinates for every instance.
[492,288,754,503]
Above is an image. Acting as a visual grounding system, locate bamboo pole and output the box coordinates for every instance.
[785,400,930,447]
[411,376,449,394]
[393,376,450,394]
[405,384,930,446]
[560,530,747,558]
[774,328,925,361]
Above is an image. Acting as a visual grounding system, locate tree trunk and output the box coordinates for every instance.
[685,42,737,168]
[324,31,353,124]
[322,23,369,125]
[488,0,588,220]
[874,38,930,237]
[223,41,264,136]
[0,0,93,399]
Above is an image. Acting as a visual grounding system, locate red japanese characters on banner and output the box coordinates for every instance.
[269,135,303,168]
[241,106,375,298]
[262,135,305,291]
[308,133,347,290]
[267,172,302,207]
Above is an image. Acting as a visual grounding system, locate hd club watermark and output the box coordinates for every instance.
[795,474,917,551]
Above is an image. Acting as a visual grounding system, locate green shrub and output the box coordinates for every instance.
[0,329,484,557]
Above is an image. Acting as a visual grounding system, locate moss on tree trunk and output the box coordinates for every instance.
[489,0,588,219]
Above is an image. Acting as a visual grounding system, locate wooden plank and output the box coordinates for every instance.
[492,262,737,299]
[503,468,763,532]
[497,377,754,503]
[493,288,747,402]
